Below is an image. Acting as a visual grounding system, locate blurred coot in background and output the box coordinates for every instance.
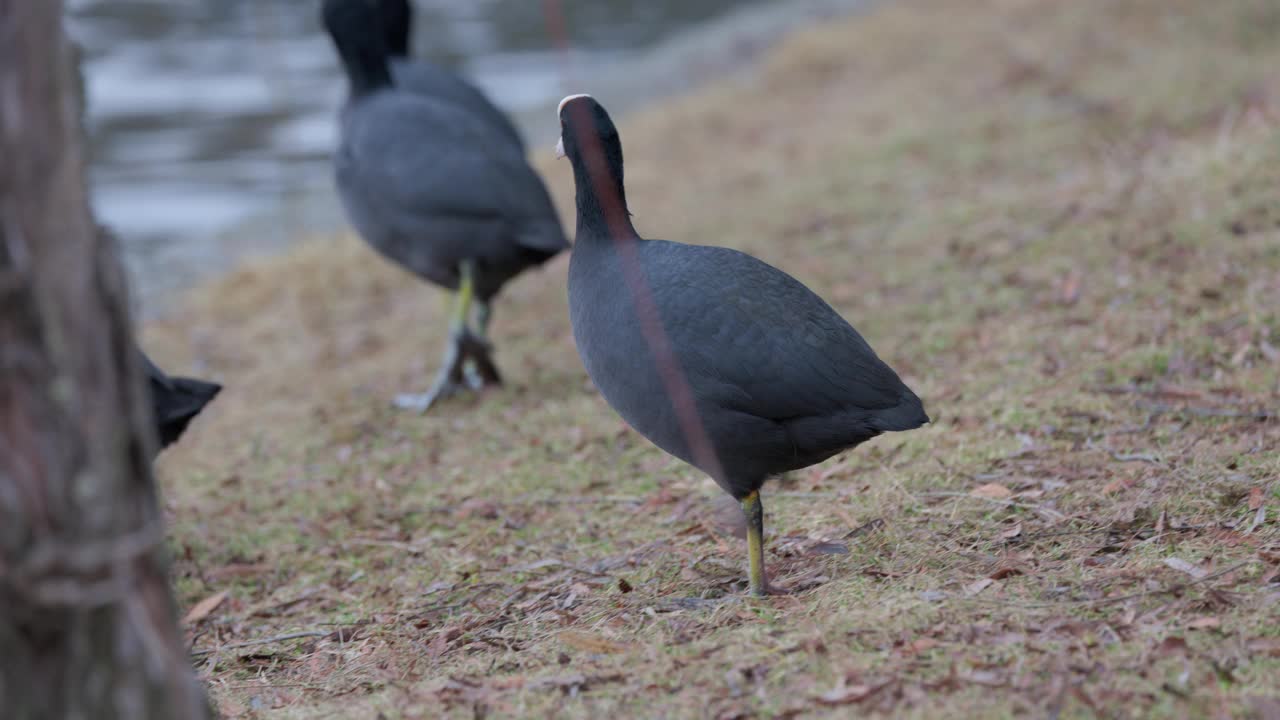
[66,0,867,309]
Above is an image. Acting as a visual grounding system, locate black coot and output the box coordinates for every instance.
[140,350,221,455]
[377,0,525,153]
[322,0,568,412]
[557,94,929,596]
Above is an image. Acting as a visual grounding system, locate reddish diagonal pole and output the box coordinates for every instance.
[543,1,726,482]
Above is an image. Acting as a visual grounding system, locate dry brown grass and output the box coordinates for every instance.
[145,0,1280,716]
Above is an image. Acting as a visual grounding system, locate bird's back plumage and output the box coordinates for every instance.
[326,0,566,302]
[336,90,566,298]
[390,60,525,152]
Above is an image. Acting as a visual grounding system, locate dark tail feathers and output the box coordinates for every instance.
[871,389,929,433]
[150,375,221,450]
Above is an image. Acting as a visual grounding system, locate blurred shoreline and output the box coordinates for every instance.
[74,0,874,318]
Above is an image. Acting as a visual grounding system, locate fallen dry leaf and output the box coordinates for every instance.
[183,590,228,625]
[807,541,850,556]
[489,676,526,690]
[817,682,877,706]
[1186,616,1221,630]
[428,625,462,663]
[843,518,886,539]
[963,670,1004,687]
[989,565,1023,580]
[510,558,563,573]
[1247,505,1267,534]
[971,483,1012,500]
[1260,340,1280,363]
[1000,523,1023,540]
[905,638,940,655]
[1155,636,1190,657]
[1248,487,1264,510]
[965,578,995,596]
[1163,557,1207,579]
[1231,343,1252,367]
[1247,637,1280,658]
[530,672,624,692]
[454,498,500,520]
[1261,566,1279,586]
[559,630,628,655]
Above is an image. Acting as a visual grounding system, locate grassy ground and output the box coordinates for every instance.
[144,0,1280,716]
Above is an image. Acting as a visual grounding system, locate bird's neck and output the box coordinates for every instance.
[341,42,394,97]
[573,153,637,241]
[384,0,413,58]
[385,29,410,58]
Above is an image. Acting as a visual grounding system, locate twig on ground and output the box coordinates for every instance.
[1019,527,1114,541]
[343,538,427,553]
[1089,385,1275,420]
[1246,505,1267,534]
[965,560,1253,610]
[1110,451,1160,463]
[1090,384,1204,399]
[191,630,333,657]
[220,681,345,691]
[1111,413,1156,435]
[843,518,886,540]
[1135,402,1275,421]
[506,495,645,505]
[920,491,1069,521]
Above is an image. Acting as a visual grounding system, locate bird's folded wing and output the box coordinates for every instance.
[647,243,908,421]
[342,97,565,252]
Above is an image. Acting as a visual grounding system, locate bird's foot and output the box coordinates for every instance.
[746,580,789,597]
[458,333,503,390]
[462,365,486,391]
[392,383,465,413]
[393,340,469,413]
[463,361,503,391]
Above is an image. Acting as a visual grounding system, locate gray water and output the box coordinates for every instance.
[66,0,868,311]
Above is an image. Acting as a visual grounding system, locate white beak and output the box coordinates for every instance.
[555,135,565,158]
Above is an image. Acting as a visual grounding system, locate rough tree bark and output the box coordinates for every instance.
[0,2,209,718]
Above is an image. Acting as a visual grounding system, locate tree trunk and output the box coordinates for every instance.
[0,2,209,718]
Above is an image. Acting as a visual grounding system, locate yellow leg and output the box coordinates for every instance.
[393,262,476,413]
[740,490,766,596]
[452,260,475,334]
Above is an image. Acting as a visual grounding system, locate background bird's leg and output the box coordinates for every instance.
[741,490,767,596]
[462,296,486,390]
[459,334,502,390]
[464,299,503,388]
[462,291,502,389]
[474,301,493,342]
[393,269,474,412]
